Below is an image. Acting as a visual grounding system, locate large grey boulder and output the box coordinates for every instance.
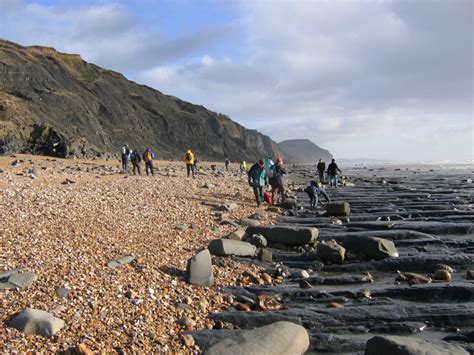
[317,242,346,263]
[186,249,214,287]
[343,236,398,260]
[208,239,257,257]
[246,226,318,246]
[326,202,351,216]
[205,321,309,355]
[365,335,469,355]
[7,308,65,337]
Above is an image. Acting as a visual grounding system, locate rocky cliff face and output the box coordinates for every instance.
[0,40,284,161]
[279,139,333,164]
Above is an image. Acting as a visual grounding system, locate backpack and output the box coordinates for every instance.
[186,152,192,161]
[266,165,275,178]
[145,151,152,161]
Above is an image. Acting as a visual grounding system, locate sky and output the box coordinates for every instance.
[0,0,473,162]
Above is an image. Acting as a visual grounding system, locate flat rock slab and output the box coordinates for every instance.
[55,288,71,299]
[208,239,256,257]
[246,226,318,246]
[240,218,260,227]
[0,269,37,290]
[107,255,135,268]
[365,335,469,355]
[186,249,214,286]
[205,321,309,355]
[7,308,65,337]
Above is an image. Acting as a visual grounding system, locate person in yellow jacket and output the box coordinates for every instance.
[184,149,195,178]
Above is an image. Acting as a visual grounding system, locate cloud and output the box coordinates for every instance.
[0,0,472,161]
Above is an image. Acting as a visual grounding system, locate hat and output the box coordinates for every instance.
[276,157,284,164]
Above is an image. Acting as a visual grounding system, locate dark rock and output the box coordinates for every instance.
[246,226,318,246]
[342,236,398,260]
[326,202,351,216]
[258,248,273,262]
[246,234,267,247]
[316,242,345,264]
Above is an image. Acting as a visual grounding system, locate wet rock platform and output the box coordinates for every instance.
[193,164,474,354]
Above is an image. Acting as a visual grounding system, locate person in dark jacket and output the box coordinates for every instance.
[305,181,330,208]
[327,159,342,188]
[143,147,155,176]
[225,158,230,171]
[316,159,326,183]
[247,160,266,207]
[269,157,287,204]
[130,149,142,175]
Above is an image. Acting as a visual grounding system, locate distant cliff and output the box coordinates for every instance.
[0,39,284,161]
[279,139,333,164]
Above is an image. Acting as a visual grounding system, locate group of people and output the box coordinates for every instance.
[120,145,198,178]
[121,145,156,176]
[247,157,286,207]
[317,158,342,188]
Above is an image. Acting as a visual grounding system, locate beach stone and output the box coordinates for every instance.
[434,270,452,282]
[299,280,312,289]
[246,234,267,247]
[218,203,238,212]
[3,271,38,289]
[246,226,318,246]
[202,201,221,207]
[186,249,214,287]
[247,213,263,220]
[261,273,272,284]
[326,202,351,216]
[107,255,135,268]
[55,288,71,299]
[182,334,195,347]
[240,218,260,227]
[364,335,469,355]
[208,239,257,257]
[175,224,189,231]
[226,229,247,241]
[292,270,310,279]
[7,308,65,337]
[317,242,346,264]
[466,271,474,280]
[343,236,398,260]
[258,248,273,262]
[205,321,309,355]
[48,305,67,314]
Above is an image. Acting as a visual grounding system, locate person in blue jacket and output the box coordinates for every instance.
[247,160,266,207]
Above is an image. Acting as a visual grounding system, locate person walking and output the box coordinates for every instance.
[327,158,342,188]
[240,160,247,173]
[305,181,331,208]
[184,149,195,178]
[225,158,230,171]
[269,157,287,204]
[317,159,326,183]
[248,160,266,207]
[121,144,130,172]
[143,147,155,176]
[264,157,274,185]
[130,149,142,175]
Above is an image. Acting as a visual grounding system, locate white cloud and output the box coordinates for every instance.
[0,0,472,161]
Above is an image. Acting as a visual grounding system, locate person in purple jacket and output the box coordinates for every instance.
[142,147,155,176]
